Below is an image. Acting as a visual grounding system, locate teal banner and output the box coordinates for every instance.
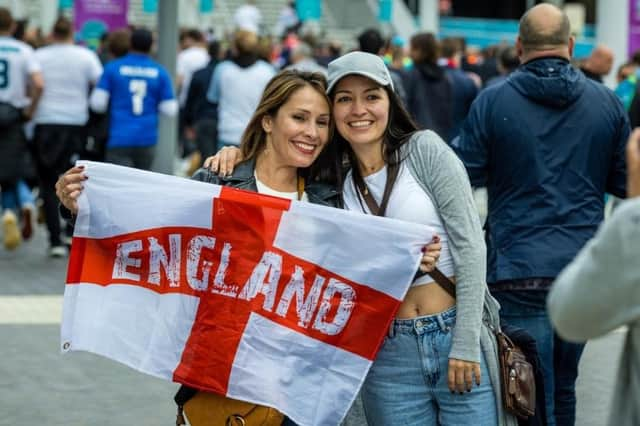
[296,0,321,21]
[379,0,392,22]
[143,0,157,13]
[60,0,73,9]
[200,0,214,13]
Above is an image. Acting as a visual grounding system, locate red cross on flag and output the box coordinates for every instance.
[61,161,434,426]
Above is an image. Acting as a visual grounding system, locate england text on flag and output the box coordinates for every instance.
[61,161,434,426]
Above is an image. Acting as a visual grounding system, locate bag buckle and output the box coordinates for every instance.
[227,414,246,426]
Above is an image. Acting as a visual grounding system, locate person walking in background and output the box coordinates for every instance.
[579,44,614,83]
[452,4,629,425]
[484,45,519,87]
[176,28,209,168]
[404,33,454,141]
[176,29,209,110]
[413,34,478,142]
[32,16,102,257]
[0,7,43,251]
[90,28,177,170]
[548,128,640,426]
[206,29,275,151]
[183,39,220,168]
[83,29,131,163]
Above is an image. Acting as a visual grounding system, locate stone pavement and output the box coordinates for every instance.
[0,223,625,425]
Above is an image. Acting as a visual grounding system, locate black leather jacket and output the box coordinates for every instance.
[191,159,342,208]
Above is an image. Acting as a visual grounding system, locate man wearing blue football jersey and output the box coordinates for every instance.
[90,28,177,170]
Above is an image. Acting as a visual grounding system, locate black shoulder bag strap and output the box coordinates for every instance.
[352,160,399,217]
[353,161,456,299]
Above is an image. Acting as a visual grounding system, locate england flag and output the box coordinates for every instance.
[61,161,434,426]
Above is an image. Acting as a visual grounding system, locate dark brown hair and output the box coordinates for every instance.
[52,17,73,39]
[410,32,439,65]
[108,29,130,58]
[0,7,13,33]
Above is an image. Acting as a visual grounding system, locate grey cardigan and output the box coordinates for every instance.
[404,130,516,426]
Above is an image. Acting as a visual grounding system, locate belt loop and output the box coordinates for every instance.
[436,313,448,332]
[388,320,395,338]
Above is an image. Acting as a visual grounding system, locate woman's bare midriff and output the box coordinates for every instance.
[395,277,456,319]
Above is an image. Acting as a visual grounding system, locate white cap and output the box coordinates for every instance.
[326,51,394,93]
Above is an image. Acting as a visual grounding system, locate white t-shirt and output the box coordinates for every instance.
[0,36,41,108]
[255,174,309,202]
[234,4,262,33]
[176,46,209,107]
[343,164,455,285]
[208,59,275,145]
[34,43,102,125]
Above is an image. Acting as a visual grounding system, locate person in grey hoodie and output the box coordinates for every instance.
[548,128,640,426]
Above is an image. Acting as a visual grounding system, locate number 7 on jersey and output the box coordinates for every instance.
[129,79,147,115]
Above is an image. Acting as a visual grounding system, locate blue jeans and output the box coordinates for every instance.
[361,307,497,425]
[492,290,585,426]
[1,179,33,211]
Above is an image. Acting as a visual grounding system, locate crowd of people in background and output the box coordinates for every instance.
[2,1,636,251]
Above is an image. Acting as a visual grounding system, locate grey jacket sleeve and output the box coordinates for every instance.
[548,198,640,342]
[407,130,487,363]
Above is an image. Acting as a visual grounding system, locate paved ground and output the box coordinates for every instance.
[0,223,625,425]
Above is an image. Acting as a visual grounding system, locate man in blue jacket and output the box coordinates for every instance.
[452,4,629,426]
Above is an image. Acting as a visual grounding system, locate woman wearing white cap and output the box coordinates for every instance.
[325,51,502,426]
[205,52,509,425]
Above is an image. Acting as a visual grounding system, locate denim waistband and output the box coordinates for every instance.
[389,306,456,337]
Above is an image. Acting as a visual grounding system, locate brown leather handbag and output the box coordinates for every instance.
[426,268,537,419]
[431,269,536,419]
[494,329,536,418]
[175,386,284,426]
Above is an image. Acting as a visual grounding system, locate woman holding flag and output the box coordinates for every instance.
[55,69,442,425]
[325,52,502,426]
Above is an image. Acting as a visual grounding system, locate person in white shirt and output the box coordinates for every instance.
[233,0,263,34]
[0,7,44,252]
[176,29,209,160]
[207,30,275,150]
[33,16,102,257]
[177,29,209,108]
